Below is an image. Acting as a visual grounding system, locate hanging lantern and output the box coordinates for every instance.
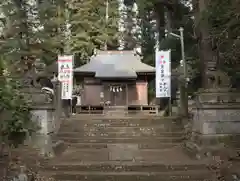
[116,87,119,92]
[119,87,122,92]
[113,87,115,92]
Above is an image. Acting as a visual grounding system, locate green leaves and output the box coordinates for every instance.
[206,0,240,81]
[0,0,67,70]
[0,75,37,147]
[68,0,119,65]
[0,0,120,68]
[120,2,138,50]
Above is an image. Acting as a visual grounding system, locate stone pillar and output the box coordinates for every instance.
[30,104,55,157]
[62,99,71,117]
[179,82,188,116]
[22,87,56,157]
[53,81,63,132]
[175,68,188,117]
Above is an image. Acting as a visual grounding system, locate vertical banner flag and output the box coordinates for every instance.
[155,50,171,98]
[58,55,73,99]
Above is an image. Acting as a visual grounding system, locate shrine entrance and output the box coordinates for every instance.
[105,84,127,106]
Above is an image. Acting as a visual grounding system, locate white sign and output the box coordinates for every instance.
[58,55,73,99]
[155,50,171,98]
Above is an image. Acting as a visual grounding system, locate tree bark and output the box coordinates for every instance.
[193,0,216,88]
[155,3,165,42]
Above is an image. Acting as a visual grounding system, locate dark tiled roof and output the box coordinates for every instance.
[74,50,155,78]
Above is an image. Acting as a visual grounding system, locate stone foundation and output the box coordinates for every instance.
[192,104,240,135]
[185,89,240,158]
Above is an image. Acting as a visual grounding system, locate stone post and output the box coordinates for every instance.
[22,87,56,157]
[176,67,188,117]
[53,81,63,132]
[30,104,55,156]
[63,99,71,118]
[179,82,188,116]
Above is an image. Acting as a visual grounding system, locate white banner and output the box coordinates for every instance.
[58,55,73,99]
[155,50,171,98]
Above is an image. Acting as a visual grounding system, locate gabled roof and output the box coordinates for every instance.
[74,50,155,78]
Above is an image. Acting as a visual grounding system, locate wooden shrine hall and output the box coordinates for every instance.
[74,50,155,108]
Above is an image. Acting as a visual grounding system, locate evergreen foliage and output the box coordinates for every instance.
[122,1,137,50]
[68,0,119,65]
[136,1,155,66]
[0,0,66,147]
[0,0,38,73]
[136,0,198,74]
[0,0,66,69]
[36,0,66,65]
[0,60,37,147]
[206,0,240,86]
[135,0,201,96]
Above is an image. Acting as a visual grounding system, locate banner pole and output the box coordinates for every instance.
[169,49,172,116]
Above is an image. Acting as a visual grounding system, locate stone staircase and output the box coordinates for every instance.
[103,106,127,116]
[40,115,213,181]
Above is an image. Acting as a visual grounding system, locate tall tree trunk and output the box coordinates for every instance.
[193,0,216,88]
[155,3,165,43]
[165,8,173,33]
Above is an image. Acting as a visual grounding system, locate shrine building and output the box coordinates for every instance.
[73,50,155,106]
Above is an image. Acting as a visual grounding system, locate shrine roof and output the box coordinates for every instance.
[74,50,155,78]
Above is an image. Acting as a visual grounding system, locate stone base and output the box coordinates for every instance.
[25,132,67,158]
[184,133,240,159]
[185,89,240,159]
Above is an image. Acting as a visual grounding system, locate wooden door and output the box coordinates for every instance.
[114,84,126,105]
[108,84,126,106]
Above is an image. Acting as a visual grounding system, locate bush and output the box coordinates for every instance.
[0,76,38,147]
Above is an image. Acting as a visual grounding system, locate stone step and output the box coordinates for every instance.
[61,122,183,129]
[104,114,127,116]
[105,111,126,113]
[71,115,181,121]
[41,170,212,181]
[105,113,127,116]
[104,109,127,111]
[68,117,181,124]
[104,106,126,109]
[64,142,180,149]
[104,109,126,111]
[57,131,184,138]
[59,125,183,132]
[44,161,208,172]
[49,148,190,162]
[55,136,184,144]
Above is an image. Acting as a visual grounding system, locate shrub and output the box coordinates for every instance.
[0,76,38,148]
